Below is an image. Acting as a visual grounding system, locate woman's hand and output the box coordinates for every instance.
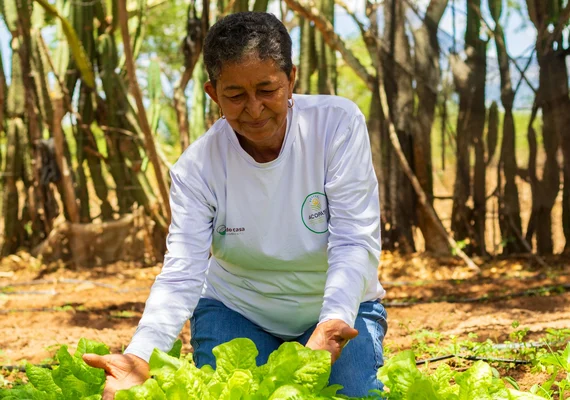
[305,319,359,364]
[82,353,149,400]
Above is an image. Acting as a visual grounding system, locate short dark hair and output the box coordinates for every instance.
[203,12,293,87]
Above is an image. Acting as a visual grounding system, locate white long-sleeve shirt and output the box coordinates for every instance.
[124,94,385,362]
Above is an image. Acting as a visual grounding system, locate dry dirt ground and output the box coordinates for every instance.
[1,251,570,392]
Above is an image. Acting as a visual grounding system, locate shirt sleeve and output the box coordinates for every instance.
[319,112,381,328]
[124,161,214,362]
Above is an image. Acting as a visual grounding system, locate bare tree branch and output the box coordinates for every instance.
[297,0,479,270]
[471,4,538,95]
[376,76,480,272]
[544,1,570,55]
[282,0,374,88]
[335,0,367,36]
[513,48,536,96]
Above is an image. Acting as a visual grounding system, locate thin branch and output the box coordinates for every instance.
[294,0,478,269]
[282,0,374,89]
[543,1,570,55]
[378,77,480,271]
[335,0,367,36]
[37,33,81,224]
[513,48,536,96]
[471,4,538,95]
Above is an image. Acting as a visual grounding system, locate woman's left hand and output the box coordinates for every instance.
[305,319,358,364]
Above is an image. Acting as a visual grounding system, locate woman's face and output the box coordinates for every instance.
[205,56,296,151]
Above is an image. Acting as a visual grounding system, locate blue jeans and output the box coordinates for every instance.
[190,297,388,397]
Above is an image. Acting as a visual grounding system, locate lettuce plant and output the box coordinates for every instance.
[0,338,378,399]
[115,338,378,399]
[0,338,109,399]
[1,338,551,399]
[377,350,544,400]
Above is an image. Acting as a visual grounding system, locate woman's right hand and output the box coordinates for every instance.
[82,353,149,400]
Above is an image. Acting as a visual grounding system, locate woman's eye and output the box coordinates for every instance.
[261,90,275,94]
[229,94,243,99]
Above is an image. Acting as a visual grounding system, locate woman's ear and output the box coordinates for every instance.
[288,66,297,93]
[204,81,219,104]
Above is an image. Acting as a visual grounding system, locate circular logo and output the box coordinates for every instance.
[301,192,329,234]
[216,225,227,235]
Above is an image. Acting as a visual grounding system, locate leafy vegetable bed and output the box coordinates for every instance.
[1,338,568,399]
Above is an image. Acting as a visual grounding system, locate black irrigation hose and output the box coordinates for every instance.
[414,340,569,366]
[1,364,54,372]
[384,283,570,307]
[415,354,531,365]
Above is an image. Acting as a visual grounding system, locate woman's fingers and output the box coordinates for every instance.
[338,326,359,342]
[82,354,110,373]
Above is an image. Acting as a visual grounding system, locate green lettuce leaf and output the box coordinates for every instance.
[292,345,331,392]
[25,363,63,398]
[212,338,259,383]
[377,350,422,398]
[167,339,183,359]
[51,345,106,399]
[115,379,166,400]
[163,361,214,400]
[74,338,110,358]
[148,348,182,390]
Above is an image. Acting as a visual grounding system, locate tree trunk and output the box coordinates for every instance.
[490,10,525,254]
[324,0,336,94]
[383,0,415,252]
[412,0,449,254]
[0,46,6,226]
[78,83,113,220]
[451,0,487,254]
[174,68,193,151]
[368,79,388,243]
[1,121,23,256]
[297,17,316,94]
[190,56,207,143]
[562,160,570,254]
[533,50,565,254]
[176,0,209,150]
[52,96,80,224]
[17,1,51,243]
[524,1,569,254]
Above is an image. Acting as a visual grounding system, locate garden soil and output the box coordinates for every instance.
[1,251,569,392]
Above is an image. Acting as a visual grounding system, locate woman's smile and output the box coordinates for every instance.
[243,118,270,129]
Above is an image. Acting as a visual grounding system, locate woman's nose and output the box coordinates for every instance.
[245,96,264,119]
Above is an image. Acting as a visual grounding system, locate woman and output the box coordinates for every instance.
[84,12,387,399]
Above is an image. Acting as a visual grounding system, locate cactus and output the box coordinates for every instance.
[1,121,23,256]
[1,0,18,31]
[298,17,315,94]
[190,56,207,143]
[34,0,95,88]
[78,84,114,220]
[486,102,499,164]
[32,31,54,131]
[7,45,25,117]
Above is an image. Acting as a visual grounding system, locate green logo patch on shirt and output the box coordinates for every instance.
[301,192,329,234]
